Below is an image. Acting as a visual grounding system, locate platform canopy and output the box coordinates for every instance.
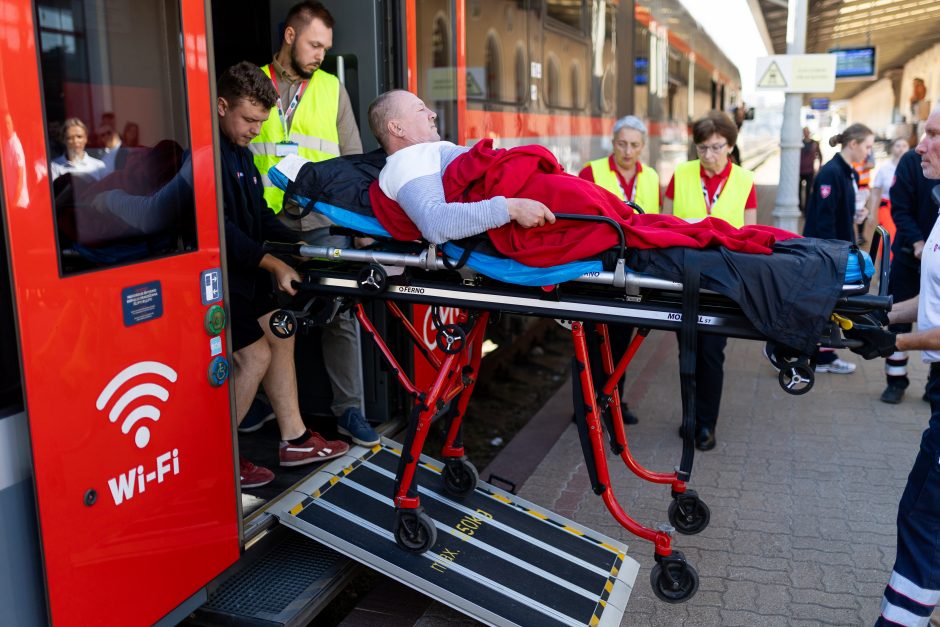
[750,0,940,100]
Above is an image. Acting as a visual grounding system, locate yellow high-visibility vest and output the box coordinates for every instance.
[250,64,341,213]
[586,157,661,214]
[672,160,753,227]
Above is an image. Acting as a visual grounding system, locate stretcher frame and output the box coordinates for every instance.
[266,223,892,604]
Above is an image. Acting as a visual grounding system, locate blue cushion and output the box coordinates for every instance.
[845,250,874,283]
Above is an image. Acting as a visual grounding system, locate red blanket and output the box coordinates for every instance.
[370,139,798,266]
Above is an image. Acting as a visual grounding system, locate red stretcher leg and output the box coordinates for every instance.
[571,322,673,557]
[594,324,711,535]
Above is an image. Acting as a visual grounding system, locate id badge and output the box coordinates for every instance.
[275,141,299,157]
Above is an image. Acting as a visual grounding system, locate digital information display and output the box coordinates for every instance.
[829,47,876,80]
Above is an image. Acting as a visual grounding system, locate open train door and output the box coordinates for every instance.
[0,1,240,625]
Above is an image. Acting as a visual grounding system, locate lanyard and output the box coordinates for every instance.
[621,177,637,203]
[614,163,638,203]
[700,176,725,214]
[269,70,308,138]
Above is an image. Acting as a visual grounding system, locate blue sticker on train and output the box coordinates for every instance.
[122,281,164,327]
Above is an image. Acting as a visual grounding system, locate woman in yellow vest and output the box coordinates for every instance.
[578,116,661,426]
[663,110,758,452]
[578,115,661,214]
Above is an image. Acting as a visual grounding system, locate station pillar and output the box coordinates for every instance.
[772,0,808,234]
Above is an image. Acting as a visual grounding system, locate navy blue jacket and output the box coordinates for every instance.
[803,152,858,242]
[890,149,938,268]
[218,134,296,298]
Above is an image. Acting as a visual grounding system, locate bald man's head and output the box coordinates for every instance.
[368,90,440,154]
[368,90,408,150]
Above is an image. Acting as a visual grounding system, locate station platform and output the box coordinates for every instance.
[398,154,926,625]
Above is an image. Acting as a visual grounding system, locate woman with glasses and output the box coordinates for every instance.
[661,110,758,452]
[801,122,875,376]
[579,115,661,214]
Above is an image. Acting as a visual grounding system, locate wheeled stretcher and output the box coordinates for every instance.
[264,166,893,603]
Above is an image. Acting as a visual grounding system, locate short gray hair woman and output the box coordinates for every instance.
[612,115,648,143]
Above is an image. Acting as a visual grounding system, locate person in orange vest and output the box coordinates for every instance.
[662,110,758,451]
[578,115,661,214]
[853,150,875,245]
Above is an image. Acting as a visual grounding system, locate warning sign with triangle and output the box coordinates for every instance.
[758,61,788,88]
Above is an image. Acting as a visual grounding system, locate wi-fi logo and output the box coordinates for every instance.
[96,361,178,449]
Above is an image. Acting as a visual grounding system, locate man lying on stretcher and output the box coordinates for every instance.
[273,89,896,361]
[364,89,797,266]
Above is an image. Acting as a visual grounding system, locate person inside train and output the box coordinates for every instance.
[242,0,379,448]
[577,115,660,214]
[661,110,758,451]
[50,118,105,182]
[216,61,349,488]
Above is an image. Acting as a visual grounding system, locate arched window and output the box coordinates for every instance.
[570,63,582,109]
[546,56,560,107]
[432,16,449,68]
[515,45,527,103]
[485,33,501,101]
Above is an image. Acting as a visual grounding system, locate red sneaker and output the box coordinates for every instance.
[279,430,349,467]
[239,457,275,488]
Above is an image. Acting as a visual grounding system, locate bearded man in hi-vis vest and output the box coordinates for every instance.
[244,0,379,448]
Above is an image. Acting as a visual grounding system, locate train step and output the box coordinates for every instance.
[190,524,359,627]
[272,439,640,627]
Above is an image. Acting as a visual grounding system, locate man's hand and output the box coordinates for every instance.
[259,253,300,296]
[507,198,556,229]
[914,240,925,259]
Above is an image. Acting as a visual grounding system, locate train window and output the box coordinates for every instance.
[416,7,458,142]
[570,63,582,109]
[546,56,560,107]
[515,46,527,104]
[484,34,501,101]
[545,0,585,34]
[36,0,197,275]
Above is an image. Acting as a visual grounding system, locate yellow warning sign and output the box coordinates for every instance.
[755,55,837,92]
[758,61,787,88]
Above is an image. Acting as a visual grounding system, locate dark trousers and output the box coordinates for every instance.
[799,172,814,213]
[586,323,634,400]
[876,363,940,625]
[695,334,727,431]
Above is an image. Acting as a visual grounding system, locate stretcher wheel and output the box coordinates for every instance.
[668,491,710,535]
[650,551,699,603]
[358,264,388,293]
[436,324,466,354]
[778,363,814,395]
[442,458,479,498]
[394,508,437,553]
[269,310,297,339]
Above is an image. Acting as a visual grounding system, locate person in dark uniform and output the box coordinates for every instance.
[875,102,940,626]
[802,122,874,375]
[799,127,823,213]
[880,148,939,404]
[217,62,348,488]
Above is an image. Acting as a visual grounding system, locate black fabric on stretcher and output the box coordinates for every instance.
[279,152,855,355]
[282,150,387,221]
[626,238,848,355]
